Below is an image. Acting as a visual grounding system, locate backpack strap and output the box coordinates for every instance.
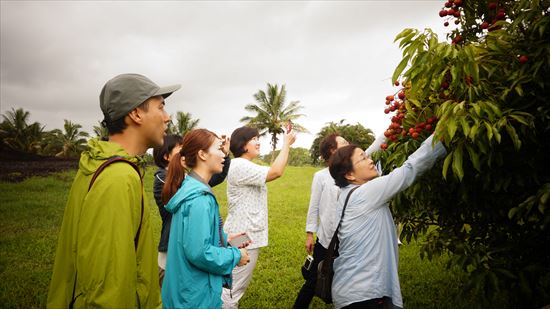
[88,156,144,250]
[70,156,144,308]
[321,185,360,272]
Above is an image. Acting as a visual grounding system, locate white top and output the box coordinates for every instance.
[332,135,447,309]
[223,157,270,249]
[305,168,340,248]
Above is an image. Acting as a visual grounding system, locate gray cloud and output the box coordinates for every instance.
[1,1,448,152]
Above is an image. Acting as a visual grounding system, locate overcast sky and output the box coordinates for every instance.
[1,1,449,154]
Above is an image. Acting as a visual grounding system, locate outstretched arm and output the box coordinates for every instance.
[266,131,297,182]
[356,135,447,209]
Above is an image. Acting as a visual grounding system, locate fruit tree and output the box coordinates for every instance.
[372,0,550,306]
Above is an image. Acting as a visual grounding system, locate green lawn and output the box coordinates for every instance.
[0,166,474,308]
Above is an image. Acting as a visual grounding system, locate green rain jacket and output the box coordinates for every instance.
[47,139,160,308]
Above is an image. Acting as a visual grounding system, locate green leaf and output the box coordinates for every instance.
[428,35,438,49]
[508,114,531,126]
[492,125,501,143]
[399,31,418,49]
[448,117,458,140]
[485,122,493,141]
[515,85,524,96]
[466,145,481,172]
[394,28,414,43]
[539,192,549,214]
[472,104,481,117]
[392,55,411,85]
[505,124,521,150]
[469,122,479,140]
[460,117,470,137]
[485,101,502,117]
[451,65,458,85]
[408,98,422,108]
[508,207,519,219]
[452,146,464,181]
[442,152,453,180]
[453,102,465,113]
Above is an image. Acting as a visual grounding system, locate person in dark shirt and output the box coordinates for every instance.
[152,133,231,287]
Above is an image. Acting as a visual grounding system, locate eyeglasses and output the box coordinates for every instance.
[352,153,369,166]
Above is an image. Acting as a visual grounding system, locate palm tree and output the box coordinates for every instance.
[0,107,45,153]
[48,120,90,158]
[92,121,109,141]
[167,111,200,136]
[241,83,307,162]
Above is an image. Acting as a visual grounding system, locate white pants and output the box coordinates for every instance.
[221,248,260,309]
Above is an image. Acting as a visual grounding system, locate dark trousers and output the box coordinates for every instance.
[293,239,327,309]
[342,297,390,309]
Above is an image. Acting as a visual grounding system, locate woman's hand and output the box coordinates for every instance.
[238,248,250,266]
[305,232,314,254]
[228,232,252,248]
[221,135,230,156]
[284,131,297,147]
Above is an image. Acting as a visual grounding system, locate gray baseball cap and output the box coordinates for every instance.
[100,73,181,121]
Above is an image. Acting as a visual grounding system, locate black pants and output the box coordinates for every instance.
[342,297,390,309]
[293,239,327,309]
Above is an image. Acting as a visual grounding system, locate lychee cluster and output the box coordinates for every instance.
[439,0,464,28]
[380,81,438,150]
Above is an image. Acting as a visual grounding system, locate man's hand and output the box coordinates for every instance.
[305,232,314,254]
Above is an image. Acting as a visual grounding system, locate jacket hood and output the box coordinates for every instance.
[165,175,212,214]
[79,138,147,176]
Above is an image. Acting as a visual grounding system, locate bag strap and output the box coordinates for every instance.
[88,156,144,249]
[321,185,360,272]
[201,191,226,248]
[70,157,144,308]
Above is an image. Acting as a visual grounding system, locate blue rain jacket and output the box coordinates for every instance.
[161,174,241,309]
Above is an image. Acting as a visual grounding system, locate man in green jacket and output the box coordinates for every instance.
[47,74,180,308]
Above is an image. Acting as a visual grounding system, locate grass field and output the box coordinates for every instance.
[0,166,475,308]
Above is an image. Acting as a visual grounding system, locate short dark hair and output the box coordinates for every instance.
[319,133,339,162]
[102,99,150,135]
[230,126,259,158]
[153,134,183,168]
[329,144,358,188]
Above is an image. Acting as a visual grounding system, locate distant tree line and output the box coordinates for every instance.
[0,108,201,159]
[2,83,376,164]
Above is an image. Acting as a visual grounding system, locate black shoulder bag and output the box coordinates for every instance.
[315,185,360,304]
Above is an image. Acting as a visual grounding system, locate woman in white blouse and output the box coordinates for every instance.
[221,126,296,308]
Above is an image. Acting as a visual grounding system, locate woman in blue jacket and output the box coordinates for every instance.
[161,129,250,309]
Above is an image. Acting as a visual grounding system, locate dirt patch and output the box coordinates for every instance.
[0,147,79,182]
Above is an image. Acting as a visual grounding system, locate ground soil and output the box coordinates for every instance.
[0,147,79,182]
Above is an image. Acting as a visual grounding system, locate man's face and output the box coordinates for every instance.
[139,96,170,148]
